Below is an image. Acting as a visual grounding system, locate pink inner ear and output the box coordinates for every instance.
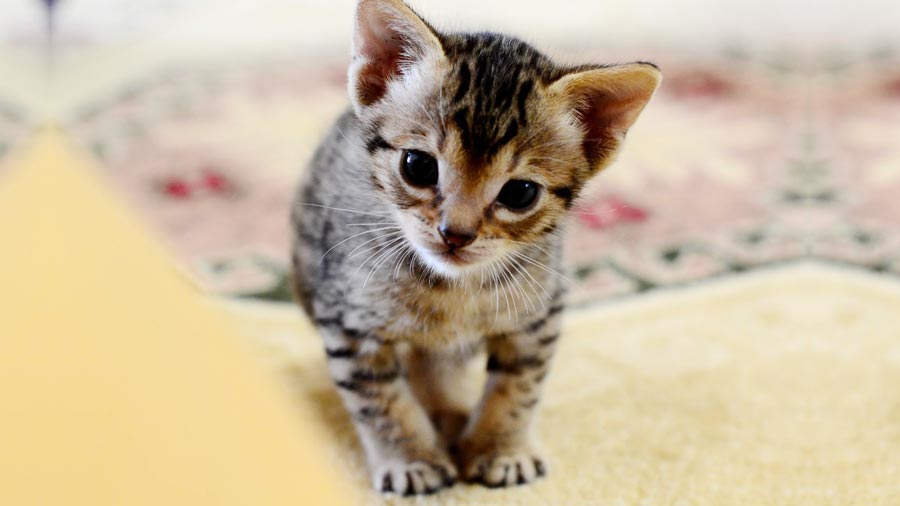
[577,89,649,167]
[354,11,404,106]
[577,93,619,167]
[356,48,402,106]
[353,3,433,107]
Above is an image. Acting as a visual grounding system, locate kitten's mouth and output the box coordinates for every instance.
[407,231,486,277]
[438,248,473,265]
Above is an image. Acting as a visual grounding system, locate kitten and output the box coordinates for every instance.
[291,0,660,495]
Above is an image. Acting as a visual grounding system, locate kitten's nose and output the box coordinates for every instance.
[438,225,476,249]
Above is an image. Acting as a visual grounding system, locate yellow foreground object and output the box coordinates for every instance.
[0,132,351,506]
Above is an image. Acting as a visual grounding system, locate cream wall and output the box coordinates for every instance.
[22,0,897,121]
[51,0,900,52]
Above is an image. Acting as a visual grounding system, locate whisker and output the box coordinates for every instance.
[346,235,407,289]
[334,125,367,150]
[295,202,391,217]
[438,80,448,136]
[347,230,405,259]
[363,240,406,288]
[487,261,501,329]
[319,225,401,263]
[511,250,575,285]
[499,260,524,319]
[394,245,414,280]
[492,261,512,321]
[508,260,534,314]
[509,258,544,311]
[507,239,558,260]
[512,257,551,303]
[413,101,438,129]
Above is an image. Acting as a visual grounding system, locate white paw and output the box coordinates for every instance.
[372,457,458,496]
[463,448,546,488]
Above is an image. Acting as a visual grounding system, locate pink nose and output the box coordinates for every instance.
[438,225,476,249]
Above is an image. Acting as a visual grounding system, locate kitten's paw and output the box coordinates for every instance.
[456,441,546,488]
[372,456,458,496]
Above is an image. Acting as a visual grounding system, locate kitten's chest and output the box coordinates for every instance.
[382,281,524,348]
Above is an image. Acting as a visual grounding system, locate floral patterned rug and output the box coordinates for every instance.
[67,48,900,306]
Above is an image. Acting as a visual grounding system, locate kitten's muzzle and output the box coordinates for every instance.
[438,225,476,249]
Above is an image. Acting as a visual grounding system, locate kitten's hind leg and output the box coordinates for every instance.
[320,326,457,495]
[407,344,483,446]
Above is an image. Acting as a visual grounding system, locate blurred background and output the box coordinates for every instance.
[4,1,900,504]
[2,0,896,305]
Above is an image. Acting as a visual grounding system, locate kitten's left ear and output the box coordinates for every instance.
[549,62,662,172]
[349,0,444,111]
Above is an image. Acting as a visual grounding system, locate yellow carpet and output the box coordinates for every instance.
[228,263,900,505]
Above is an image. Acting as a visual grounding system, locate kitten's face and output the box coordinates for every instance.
[349,0,660,279]
[367,50,582,278]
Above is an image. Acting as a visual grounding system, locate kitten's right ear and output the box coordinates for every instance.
[349,0,444,111]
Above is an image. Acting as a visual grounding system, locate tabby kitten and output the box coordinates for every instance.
[291,0,660,495]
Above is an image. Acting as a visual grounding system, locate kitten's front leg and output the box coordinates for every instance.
[407,345,481,445]
[455,304,564,487]
[320,326,457,495]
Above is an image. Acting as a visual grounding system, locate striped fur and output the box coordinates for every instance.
[291,0,660,495]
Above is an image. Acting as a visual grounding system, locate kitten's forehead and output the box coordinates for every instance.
[437,33,563,164]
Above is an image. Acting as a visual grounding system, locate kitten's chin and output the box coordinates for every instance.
[415,246,482,279]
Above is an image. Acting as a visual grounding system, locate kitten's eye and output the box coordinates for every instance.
[401,150,439,188]
[497,180,540,211]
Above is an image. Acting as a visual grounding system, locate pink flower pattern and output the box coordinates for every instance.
[68,51,900,305]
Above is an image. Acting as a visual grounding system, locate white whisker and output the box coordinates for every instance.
[363,240,406,288]
[507,239,558,260]
[499,260,522,320]
[493,261,512,321]
[334,125,368,150]
[512,250,575,285]
[506,259,538,313]
[346,235,407,289]
[488,261,501,329]
[295,202,391,217]
[510,256,551,305]
[319,225,401,263]
[394,245,414,280]
[347,230,405,259]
